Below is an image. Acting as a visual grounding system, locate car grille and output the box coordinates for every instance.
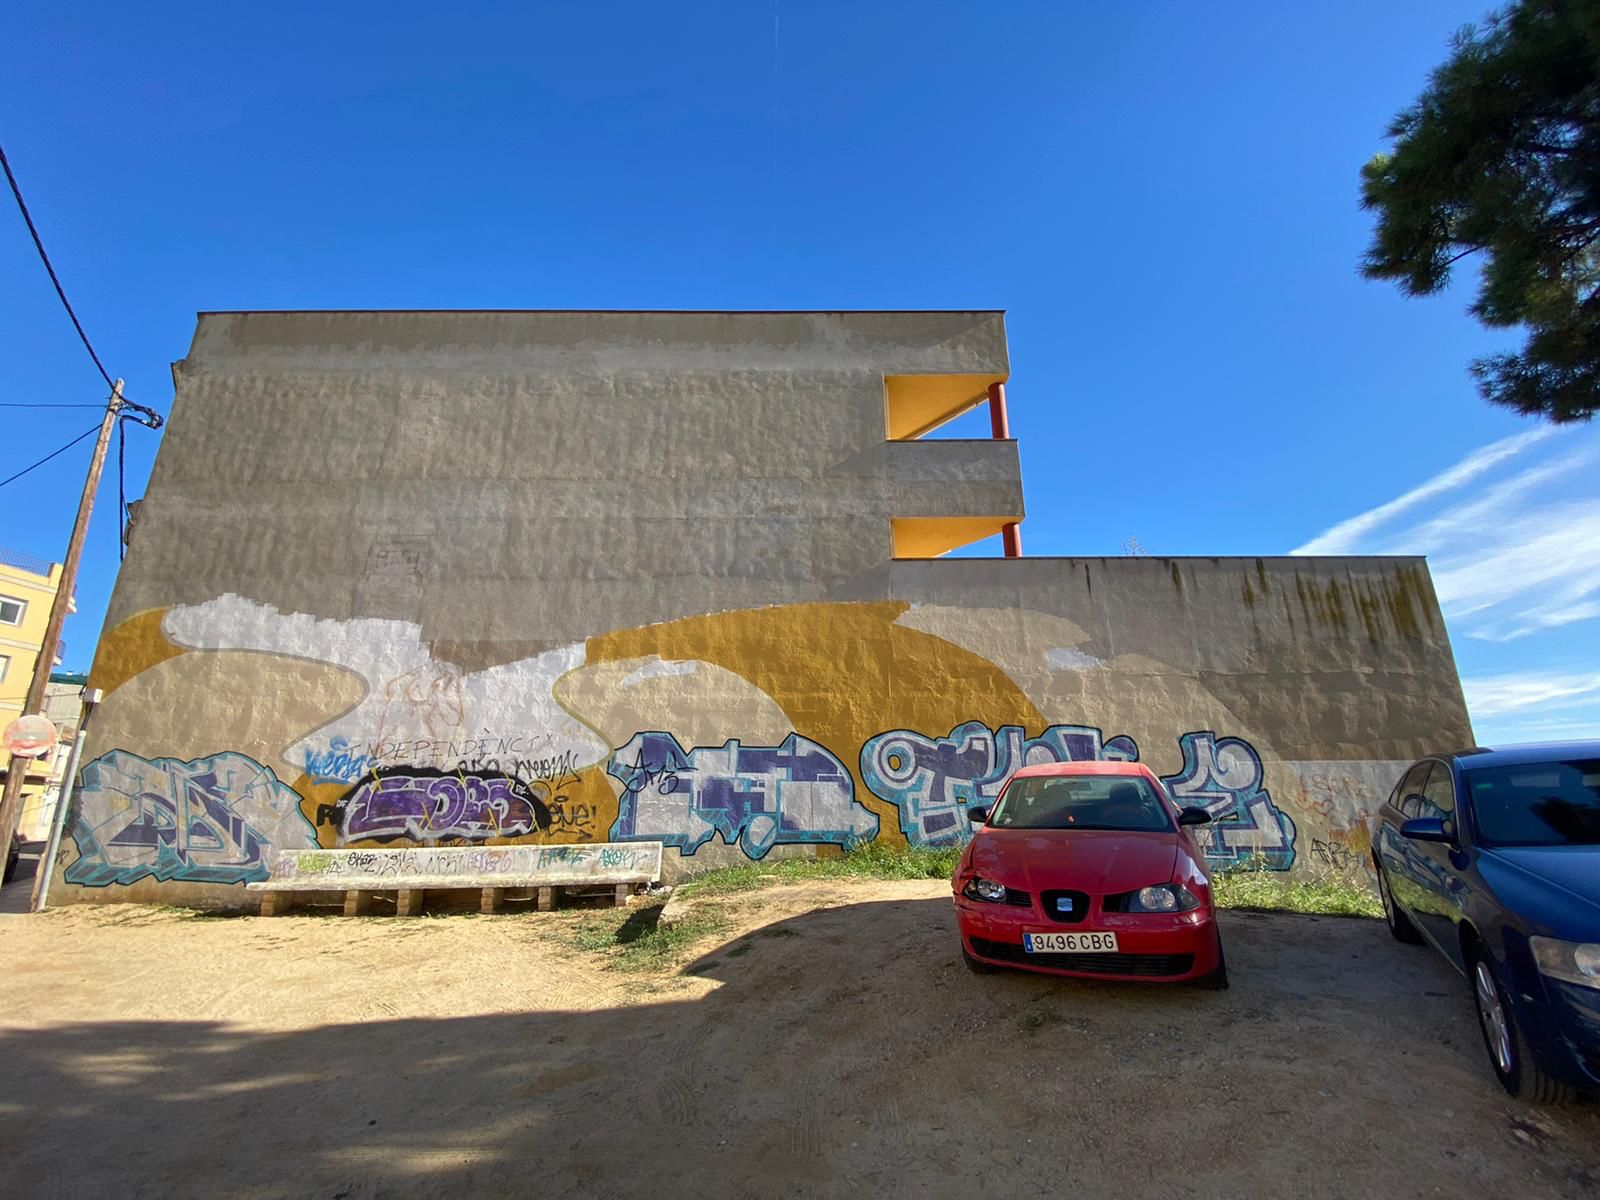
[970,938,1194,977]
[1038,889,1091,924]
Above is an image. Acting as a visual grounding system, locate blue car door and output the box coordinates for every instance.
[1380,761,1434,922]
[1405,761,1468,964]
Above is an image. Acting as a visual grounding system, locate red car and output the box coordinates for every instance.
[953,760,1228,988]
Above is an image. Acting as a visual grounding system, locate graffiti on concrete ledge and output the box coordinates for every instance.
[1160,731,1297,870]
[608,731,879,858]
[317,767,552,845]
[65,750,316,887]
[861,722,1140,848]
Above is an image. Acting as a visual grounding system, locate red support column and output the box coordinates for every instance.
[988,382,1023,558]
[987,381,1010,439]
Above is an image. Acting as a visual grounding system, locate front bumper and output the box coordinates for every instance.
[954,894,1221,982]
[1517,976,1600,1095]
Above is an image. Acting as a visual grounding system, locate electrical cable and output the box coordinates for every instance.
[0,402,105,408]
[0,422,101,491]
[0,140,116,390]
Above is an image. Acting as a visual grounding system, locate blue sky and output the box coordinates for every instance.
[1,1,1592,744]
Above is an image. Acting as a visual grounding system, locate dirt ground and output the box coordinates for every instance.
[2,881,1598,1200]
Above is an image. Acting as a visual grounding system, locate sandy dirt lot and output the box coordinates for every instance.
[1,881,1598,1200]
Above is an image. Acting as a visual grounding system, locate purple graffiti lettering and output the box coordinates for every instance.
[322,768,552,846]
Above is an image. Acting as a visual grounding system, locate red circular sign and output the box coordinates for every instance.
[3,714,57,758]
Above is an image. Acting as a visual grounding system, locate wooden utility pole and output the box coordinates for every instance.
[0,379,124,865]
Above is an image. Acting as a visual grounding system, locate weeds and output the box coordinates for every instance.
[676,842,960,897]
[1211,861,1382,918]
[565,902,730,971]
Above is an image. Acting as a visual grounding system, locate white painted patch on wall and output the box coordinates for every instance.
[1045,647,1104,671]
[619,659,701,688]
[163,594,610,776]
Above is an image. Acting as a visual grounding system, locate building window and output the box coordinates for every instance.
[0,595,24,626]
[0,653,9,682]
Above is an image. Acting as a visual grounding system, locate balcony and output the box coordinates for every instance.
[886,438,1023,558]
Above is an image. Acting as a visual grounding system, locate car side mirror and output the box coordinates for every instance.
[1400,816,1450,843]
[967,805,990,825]
[1177,806,1211,827]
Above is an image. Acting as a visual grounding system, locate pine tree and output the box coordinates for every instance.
[1362,0,1600,422]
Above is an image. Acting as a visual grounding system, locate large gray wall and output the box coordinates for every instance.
[57,311,1472,905]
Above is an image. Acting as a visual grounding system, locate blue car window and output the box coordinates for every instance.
[1466,758,1600,847]
[1419,763,1456,821]
[1397,762,1432,819]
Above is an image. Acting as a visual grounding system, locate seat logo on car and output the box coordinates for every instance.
[1056,897,1074,913]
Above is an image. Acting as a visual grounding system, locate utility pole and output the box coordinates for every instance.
[0,379,145,867]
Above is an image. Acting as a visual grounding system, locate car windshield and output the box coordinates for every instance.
[1466,758,1600,847]
[988,774,1173,832]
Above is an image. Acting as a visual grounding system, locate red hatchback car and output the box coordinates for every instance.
[953,760,1228,988]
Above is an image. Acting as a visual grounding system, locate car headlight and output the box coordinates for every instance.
[963,877,1008,903]
[1530,936,1600,989]
[1128,884,1201,913]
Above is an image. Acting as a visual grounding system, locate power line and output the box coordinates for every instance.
[0,402,106,408]
[0,422,101,491]
[0,139,115,389]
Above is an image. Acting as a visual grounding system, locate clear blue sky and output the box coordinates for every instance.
[2,1,1594,743]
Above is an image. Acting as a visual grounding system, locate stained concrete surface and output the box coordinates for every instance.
[1,882,1597,1200]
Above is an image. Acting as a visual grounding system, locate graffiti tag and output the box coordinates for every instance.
[860,722,1140,848]
[608,731,878,858]
[65,750,316,887]
[318,767,552,845]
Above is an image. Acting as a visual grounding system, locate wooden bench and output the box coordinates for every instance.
[245,843,664,917]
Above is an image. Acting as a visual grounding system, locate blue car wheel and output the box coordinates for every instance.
[1469,947,1575,1105]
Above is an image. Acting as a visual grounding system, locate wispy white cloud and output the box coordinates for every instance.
[1290,425,1600,743]
[1429,498,1600,636]
[1291,427,1555,556]
[1462,671,1600,718]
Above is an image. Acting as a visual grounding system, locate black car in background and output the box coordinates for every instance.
[1371,742,1600,1104]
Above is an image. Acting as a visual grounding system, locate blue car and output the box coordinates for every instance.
[1371,741,1600,1103]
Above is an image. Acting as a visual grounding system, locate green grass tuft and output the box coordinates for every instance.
[566,902,730,971]
[675,842,960,897]
[1211,862,1382,918]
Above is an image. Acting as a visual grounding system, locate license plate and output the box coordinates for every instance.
[1024,931,1119,954]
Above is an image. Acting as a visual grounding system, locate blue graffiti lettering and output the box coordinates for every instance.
[860,722,1140,848]
[1160,731,1296,870]
[607,731,878,859]
[65,750,316,887]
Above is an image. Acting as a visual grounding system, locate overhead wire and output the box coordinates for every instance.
[1,139,164,549]
[0,422,102,491]
[0,139,116,390]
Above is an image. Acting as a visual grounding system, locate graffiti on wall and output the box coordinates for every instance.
[302,736,375,785]
[1160,732,1297,870]
[607,731,879,858]
[315,767,552,845]
[160,594,611,785]
[861,722,1140,848]
[65,750,316,887]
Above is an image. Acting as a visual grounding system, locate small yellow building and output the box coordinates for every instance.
[0,546,70,828]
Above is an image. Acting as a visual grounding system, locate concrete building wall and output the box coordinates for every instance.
[54,311,1474,906]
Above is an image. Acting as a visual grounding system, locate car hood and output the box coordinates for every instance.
[1483,845,1600,910]
[968,828,1179,895]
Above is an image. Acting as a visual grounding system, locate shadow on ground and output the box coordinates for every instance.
[2,898,1598,1200]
